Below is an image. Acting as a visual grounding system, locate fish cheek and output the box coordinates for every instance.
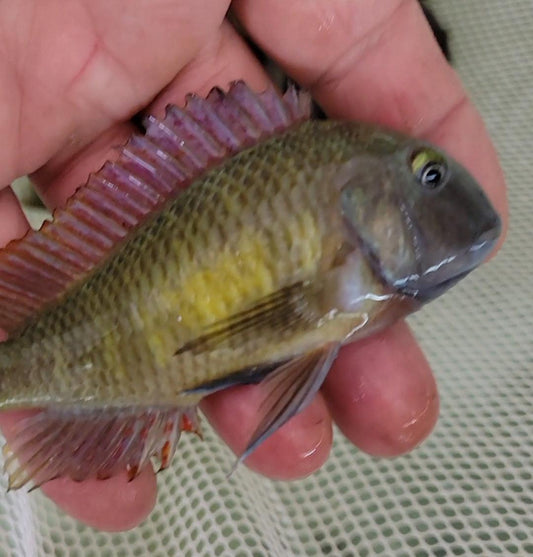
[340,174,417,290]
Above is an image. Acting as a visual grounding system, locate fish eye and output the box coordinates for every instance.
[410,148,449,190]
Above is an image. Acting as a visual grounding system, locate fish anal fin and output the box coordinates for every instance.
[2,406,200,490]
[0,82,311,335]
[232,342,340,471]
[174,282,315,356]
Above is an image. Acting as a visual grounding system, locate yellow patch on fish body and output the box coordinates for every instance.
[175,210,323,328]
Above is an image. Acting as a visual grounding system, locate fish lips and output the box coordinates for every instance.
[391,225,501,303]
[352,216,502,304]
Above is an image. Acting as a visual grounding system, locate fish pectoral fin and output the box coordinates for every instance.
[175,282,316,356]
[2,406,201,490]
[232,342,340,471]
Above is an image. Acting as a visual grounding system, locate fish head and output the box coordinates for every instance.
[340,130,501,303]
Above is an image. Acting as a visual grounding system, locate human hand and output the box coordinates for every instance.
[0,0,507,531]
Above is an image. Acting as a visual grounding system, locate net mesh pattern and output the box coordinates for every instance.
[3,1,532,555]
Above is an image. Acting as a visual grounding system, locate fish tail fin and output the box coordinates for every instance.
[2,406,201,490]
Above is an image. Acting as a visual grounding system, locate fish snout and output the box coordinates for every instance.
[408,213,502,303]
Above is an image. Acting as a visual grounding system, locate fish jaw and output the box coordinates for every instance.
[394,220,501,302]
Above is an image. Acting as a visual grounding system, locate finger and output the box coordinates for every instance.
[0,410,157,531]
[233,0,508,237]
[146,20,270,115]
[323,322,439,457]
[0,0,230,184]
[41,470,156,532]
[201,387,332,480]
[32,122,135,210]
[31,21,270,210]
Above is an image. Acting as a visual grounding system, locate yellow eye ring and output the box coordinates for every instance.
[410,148,449,190]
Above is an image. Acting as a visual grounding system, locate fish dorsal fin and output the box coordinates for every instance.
[0,82,311,335]
[2,406,202,490]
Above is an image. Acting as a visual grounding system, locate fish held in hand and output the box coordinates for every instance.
[0,82,500,489]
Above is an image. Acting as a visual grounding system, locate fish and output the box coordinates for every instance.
[0,82,501,489]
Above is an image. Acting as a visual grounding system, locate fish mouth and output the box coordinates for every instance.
[358,232,500,304]
[344,212,501,305]
[396,269,472,302]
[392,233,500,303]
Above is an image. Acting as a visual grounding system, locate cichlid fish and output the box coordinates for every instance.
[0,83,500,489]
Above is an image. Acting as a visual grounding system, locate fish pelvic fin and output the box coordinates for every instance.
[2,406,201,490]
[230,342,340,474]
[0,82,311,336]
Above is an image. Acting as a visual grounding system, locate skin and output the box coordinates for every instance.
[0,0,507,532]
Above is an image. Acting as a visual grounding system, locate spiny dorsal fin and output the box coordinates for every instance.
[0,82,311,335]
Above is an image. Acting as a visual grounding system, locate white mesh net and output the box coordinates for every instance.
[3,1,533,555]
